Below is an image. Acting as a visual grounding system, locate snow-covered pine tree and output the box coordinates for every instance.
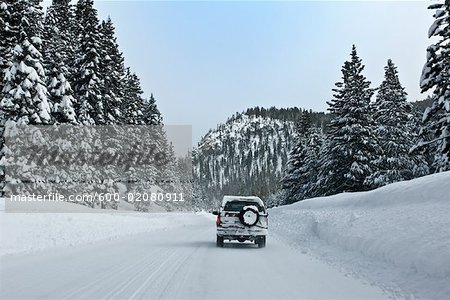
[281,112,311,204]
[0,0,17,94]
[299,126,324,199]
[366,60,428,187]
[72,0,103,125]
[99,17,125,124]
[316,45,377,196]
[0,0,17,196]
[43,0,75,59]
[410,103,435,168]
[122,68,145,124]
[142,93,162,125]
[0,2,9,74]
[43,0,77,124]
[408,106,432,177]
[0,0,51,125]
[416,2,450,172]
[63,1,78,86]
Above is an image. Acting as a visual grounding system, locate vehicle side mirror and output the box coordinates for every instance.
[212,210,219,215]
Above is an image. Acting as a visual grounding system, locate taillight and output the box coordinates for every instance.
[216,215,221,226]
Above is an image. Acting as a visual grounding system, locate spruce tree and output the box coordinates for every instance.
[122,68,145,124]
[72,0,102,125]
[316,45,377,195]
[366,60,428,186]
[0,0,51,125]
[99,17,125,124]
[43,0,77,124]
[300,127,324,199]
[281,112,311,204]
[142,93,162,125]
[0,1,17,94]
[417,2,450,172]
[0,1,7,196]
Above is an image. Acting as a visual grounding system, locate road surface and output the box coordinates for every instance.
[0,214,388,299]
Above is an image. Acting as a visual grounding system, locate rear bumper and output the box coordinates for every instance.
[217,226,268,240]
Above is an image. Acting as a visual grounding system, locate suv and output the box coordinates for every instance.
[213,195,268,248]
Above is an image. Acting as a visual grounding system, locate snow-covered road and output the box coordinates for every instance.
[0,214,387,300]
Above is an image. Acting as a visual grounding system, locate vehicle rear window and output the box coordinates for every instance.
[223,201,264,212]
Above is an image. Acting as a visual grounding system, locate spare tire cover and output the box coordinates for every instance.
[239,206,260,227]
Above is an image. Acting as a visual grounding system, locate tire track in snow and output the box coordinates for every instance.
[129,227,207,299]
[101,248,179,299]
[62,247,160,299]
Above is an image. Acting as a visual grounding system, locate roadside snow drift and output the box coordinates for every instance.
[270,171,450,299]
[0,201,206,256]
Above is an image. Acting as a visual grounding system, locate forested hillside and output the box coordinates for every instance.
[193,111,296,207]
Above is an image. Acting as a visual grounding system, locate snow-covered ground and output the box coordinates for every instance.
[0,200,205,256]
[270,171,450,300]
[1,211,387,300]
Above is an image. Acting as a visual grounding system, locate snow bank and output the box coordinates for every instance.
[270,171,450,299]
[0,200,206,256]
